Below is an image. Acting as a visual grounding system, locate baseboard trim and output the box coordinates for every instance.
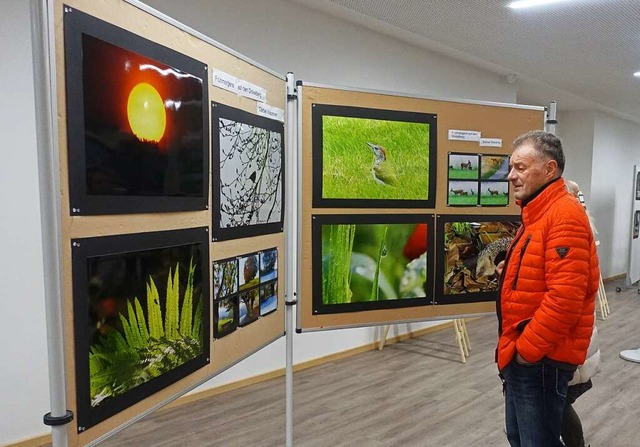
[1,434,51,447]
[603,273,626,283]
[165,320,452,410]
[5,321,453,447]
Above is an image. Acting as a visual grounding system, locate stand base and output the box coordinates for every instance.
[620,349,640,363]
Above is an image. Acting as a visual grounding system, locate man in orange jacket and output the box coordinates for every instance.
[495,131,600,446]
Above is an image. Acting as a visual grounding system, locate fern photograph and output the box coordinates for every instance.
[87,246,204,407]
[72,229,209,431]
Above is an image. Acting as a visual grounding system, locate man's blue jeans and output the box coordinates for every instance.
[502,358,573,447]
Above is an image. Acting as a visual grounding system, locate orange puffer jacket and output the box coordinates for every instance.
[496,177,600,372]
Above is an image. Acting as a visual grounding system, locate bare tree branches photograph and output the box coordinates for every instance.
[211,103,285,241]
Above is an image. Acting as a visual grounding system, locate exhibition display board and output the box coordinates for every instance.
[297,83,544,331]
[50,0,286,444]
[33,1,551,444]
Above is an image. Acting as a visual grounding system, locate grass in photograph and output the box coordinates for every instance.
[480,182,509,206]
[89,259,203,407]
[479,194,509,206]
[322,115,430,200]
[321,223,427,305]
[448,180,478,206]
[449,167,478,180]
[216,297,236,335]
[448,192,478,206]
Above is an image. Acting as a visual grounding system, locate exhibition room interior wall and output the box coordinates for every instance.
[1,0,639,444]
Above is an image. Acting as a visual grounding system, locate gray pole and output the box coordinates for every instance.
[545,101,558,135]
[29,1,71,445]
[285,72,297,447]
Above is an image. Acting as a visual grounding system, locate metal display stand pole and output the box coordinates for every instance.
[545,101,557,134]
[285,72,298,447]
[30,0,73,445]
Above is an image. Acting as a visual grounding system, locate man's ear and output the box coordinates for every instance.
[545,159,558,179]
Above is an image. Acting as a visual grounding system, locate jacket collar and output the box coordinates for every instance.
[516,177,567,226]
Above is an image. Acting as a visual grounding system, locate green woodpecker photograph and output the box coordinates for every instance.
[312,104,437,208]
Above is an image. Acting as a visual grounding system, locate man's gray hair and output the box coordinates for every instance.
[512,130,565,173]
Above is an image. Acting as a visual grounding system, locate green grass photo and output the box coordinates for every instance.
[448,153,479,180]
[314,105,436,205]
[479,182,509,206]
[448,180,478,206]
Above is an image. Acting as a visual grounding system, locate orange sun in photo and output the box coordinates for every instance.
[126,82,166,142]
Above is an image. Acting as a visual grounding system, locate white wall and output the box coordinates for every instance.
[0,0,51,443]
[141,0,517,395]
[556,111,595,204]
[144,0,515,103]
[589,111,640,278]
[0,0,523,444]
[556,110,640,279]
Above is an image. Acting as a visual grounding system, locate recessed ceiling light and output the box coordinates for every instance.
[508,0,566,9]
[634,72,640,77]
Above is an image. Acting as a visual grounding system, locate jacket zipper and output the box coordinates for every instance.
[511,235,532,290]
[496,225,525,337]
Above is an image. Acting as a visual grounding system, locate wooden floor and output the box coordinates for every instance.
[88,283,640,446]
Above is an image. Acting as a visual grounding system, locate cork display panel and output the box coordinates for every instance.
[298,83,543,331]
[54,0,285,444]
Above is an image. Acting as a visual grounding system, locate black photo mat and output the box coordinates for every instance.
[71,227,210,431]
[447,153,510,207]
[312,104,437,209]
[434,215,520,305]
[312,213,435,314]
[64,7,209,215]
[211,102,285,241]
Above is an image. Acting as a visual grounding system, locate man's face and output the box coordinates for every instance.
[508,142,555,201]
